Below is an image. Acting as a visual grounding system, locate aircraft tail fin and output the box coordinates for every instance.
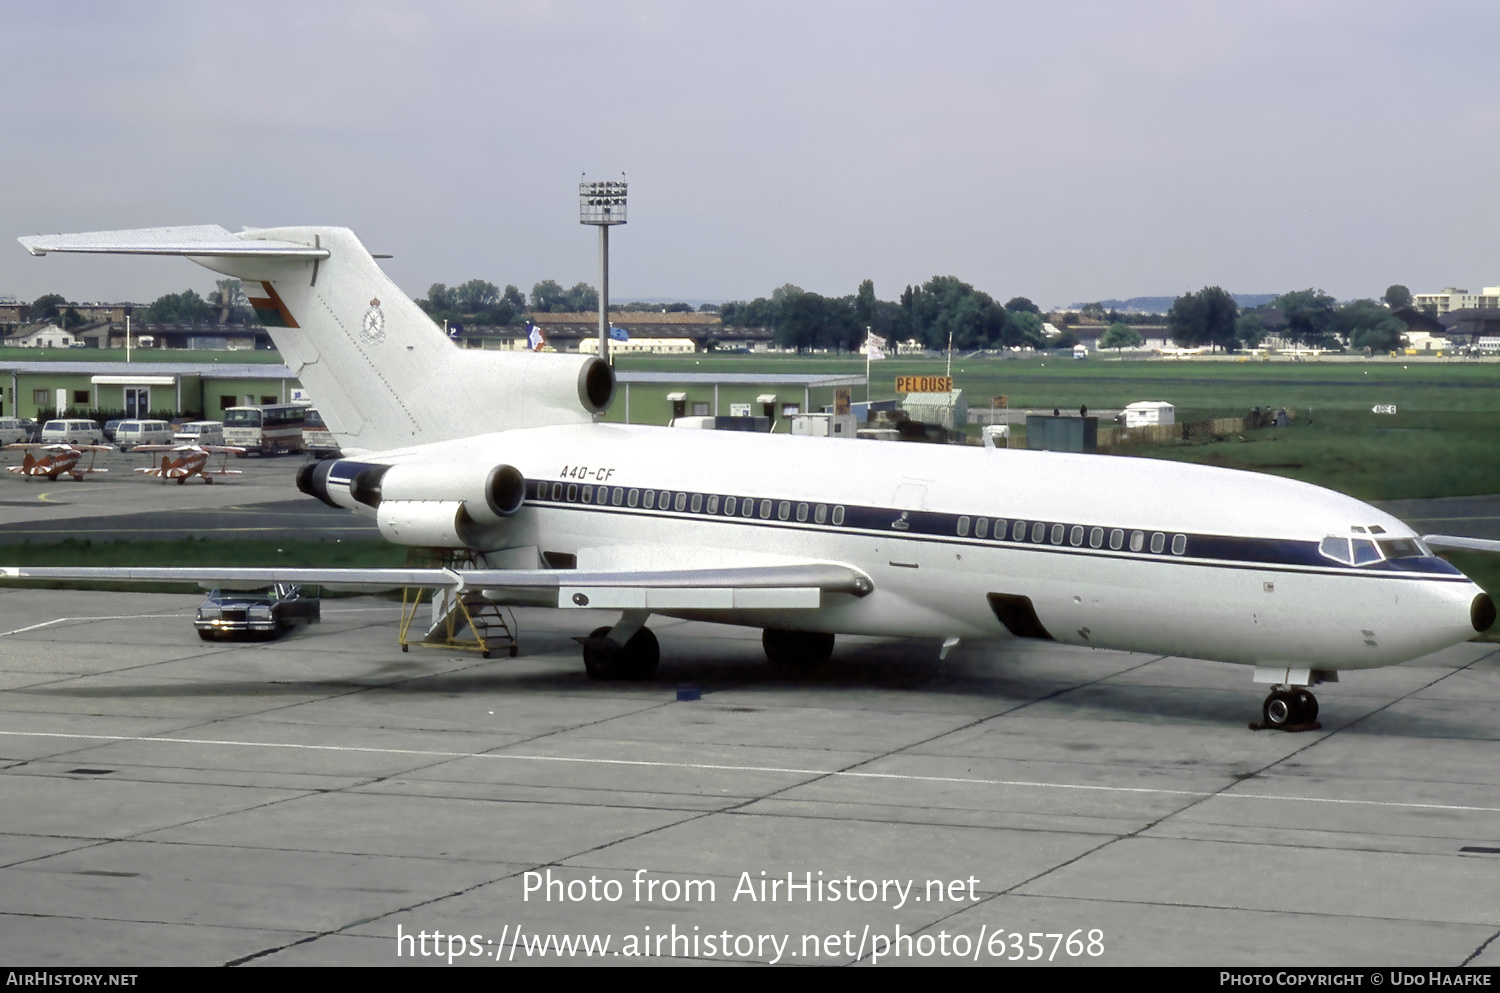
[20,225,615,455]
[21,452,35,472]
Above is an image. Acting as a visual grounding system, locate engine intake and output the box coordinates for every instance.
[299,457,527,546]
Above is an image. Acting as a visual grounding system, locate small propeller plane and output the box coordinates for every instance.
[4,443,113,481]
[132,443,246,484]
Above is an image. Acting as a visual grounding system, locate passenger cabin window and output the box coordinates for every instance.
[832,505,845,525]
[1070,526,1084,546]
[643,490,656,509]
[675,493,687,512]
[581,485,592,502]
[1031,522,1046,543]
[707,495,719,514]
[975,518,988,539]
[597,487,609,505]
[994,519,1007,539]
[1110,529,1124,550]
[777,501,790,520]
[1150,532,1165,553]
[815,504,827,524]
[551,482,563,500]
[1089,527,1104,548]
[627,488,639,507]
[612,487,624,506]
[1171,534,1187,555]
[957,516,970,537]
[1050,524,1065,545]
[691,494,703,513]
[759,499,772,519]
[1129,530,1145,552]
[796,502,808,522]
[742,498,755,518]
[1012,521,1027,540]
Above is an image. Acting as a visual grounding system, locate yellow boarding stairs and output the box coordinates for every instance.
[398,551,519,659]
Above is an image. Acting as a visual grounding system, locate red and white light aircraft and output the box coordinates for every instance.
[6,223,1496,729]
[133,444,246,484]
[4,443,112,481]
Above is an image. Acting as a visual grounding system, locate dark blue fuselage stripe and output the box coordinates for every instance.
[522,480,1466,582]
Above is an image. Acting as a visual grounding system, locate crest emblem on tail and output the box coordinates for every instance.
[360,297,386,345]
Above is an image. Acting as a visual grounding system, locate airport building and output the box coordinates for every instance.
[0,360,299,420]
[1412,286,1500,316]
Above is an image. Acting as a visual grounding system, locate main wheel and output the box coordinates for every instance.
[763,628,835,668]
[1262,690,1296,728]
[1292,689,1318,724]
[583,626,659,680]
[620,627,659,680]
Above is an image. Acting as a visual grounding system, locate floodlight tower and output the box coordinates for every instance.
[579,176,627,362]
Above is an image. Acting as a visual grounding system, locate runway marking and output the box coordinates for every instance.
[0,729,1494,814]
[0,615,187,637]
[0,606,399,637]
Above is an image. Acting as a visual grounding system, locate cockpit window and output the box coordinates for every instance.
[1319,536,1353,565]
[1320,535,1390,566]
[1378,538,1427,559]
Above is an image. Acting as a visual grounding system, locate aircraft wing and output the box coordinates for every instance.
[19,225,329,259]
[1423,534,1500,554]
[0,563,874,608]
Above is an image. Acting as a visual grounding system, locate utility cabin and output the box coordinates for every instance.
[789,412,857,438]
[900,390,967,432]
[1122,401,1175,428]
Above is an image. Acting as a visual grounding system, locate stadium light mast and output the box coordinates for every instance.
[579,176,627,362]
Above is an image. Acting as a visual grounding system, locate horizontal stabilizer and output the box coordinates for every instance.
[19,225,328,259]
[1423,534,1500,554]
[0,563,875,601]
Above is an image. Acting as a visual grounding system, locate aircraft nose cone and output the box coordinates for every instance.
[1472,592,1496,633]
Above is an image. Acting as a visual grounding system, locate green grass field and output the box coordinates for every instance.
[609,353,1500,501]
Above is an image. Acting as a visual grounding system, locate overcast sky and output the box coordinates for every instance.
[2,1,1496,310]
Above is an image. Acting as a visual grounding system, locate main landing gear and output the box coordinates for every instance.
[1256,687,1320,731]
[581,624,659,680]
[762,629,835,668]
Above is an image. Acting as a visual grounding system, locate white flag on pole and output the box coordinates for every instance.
[865,331,886,360]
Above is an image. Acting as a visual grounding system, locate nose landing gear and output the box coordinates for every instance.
[1255,687,1320,731]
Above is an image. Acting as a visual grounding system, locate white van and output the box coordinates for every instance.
[0,417,27,446]
[40,419,105,446]
[113,419,174,450]
[173,421,225,446]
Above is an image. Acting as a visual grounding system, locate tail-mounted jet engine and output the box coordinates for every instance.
[298,459,525,549]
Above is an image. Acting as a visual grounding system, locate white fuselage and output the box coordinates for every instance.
[334,422,1483,672]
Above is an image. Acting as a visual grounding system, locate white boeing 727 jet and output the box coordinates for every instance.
[8,225,1494,729]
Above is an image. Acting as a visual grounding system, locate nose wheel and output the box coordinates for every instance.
[1256,687,1320,731]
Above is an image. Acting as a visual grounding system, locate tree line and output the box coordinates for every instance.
[416,280,718,326]
[718,278,1069,352]
[1165,284,1412,353]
